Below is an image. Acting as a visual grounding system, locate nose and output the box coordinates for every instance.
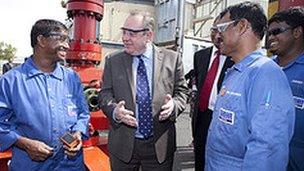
[62,41,70,50]
[214,31,220,39]
[122,33,130,41]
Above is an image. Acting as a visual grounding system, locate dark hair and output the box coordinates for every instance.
[220,1,267,40]
[30,19,67,48]
[269,6,304,35]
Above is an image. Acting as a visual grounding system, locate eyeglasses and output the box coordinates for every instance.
[44,32,70,43]
[267,27,292,36]
[215,20,238,33]
[210,26,218,32]
[121,27,149,37]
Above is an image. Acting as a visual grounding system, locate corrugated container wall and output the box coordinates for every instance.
[100,1,154,57]
[154,0,184,48]
[101,1,154,43]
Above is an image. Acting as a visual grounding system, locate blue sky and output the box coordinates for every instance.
[0,0,67,61]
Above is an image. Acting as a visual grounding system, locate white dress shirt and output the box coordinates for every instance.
[208,46,227,111]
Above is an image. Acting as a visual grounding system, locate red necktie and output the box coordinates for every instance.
[198,50,220,111]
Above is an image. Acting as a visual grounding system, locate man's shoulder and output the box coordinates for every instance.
[247,55,284,78]
[154,46,179,61]
[0,66,25,89]
[195,46,212,55]
[60,65,81,79]
[106,50,126,60]
[193,47,213,62]
[1,64,24,78]
[155,46,177,55]
[61,65,75,73]
[252,55,277,69]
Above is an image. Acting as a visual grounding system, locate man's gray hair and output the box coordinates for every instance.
[129,10,155,31]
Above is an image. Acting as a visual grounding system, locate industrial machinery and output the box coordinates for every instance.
[0,0,110,170]
[64,0,110,170]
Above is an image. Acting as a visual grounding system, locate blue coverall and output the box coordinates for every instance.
[205,51,295,171]
[0,57,90,170]
[275,54,304,171]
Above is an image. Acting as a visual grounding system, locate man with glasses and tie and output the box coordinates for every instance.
[268,7,304,171]
[99,10,188,170]
[204,2,295,170]
[0,19,90,170]
[192,16,234,171]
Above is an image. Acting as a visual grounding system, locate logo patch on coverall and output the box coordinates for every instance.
[294,96,304,109]
[68,105,77,116]
[219,108,235,125]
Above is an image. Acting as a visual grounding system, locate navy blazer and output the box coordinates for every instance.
[192,46,234,134]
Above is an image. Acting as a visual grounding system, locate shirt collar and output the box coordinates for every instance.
[296,53,304,64]
[211,46,218,55]
[233,50,263,72]
[273,53,304,69]
[142,43,153,59]
[25,56,63,80]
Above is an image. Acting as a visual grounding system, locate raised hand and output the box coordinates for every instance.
[115,100,137,127]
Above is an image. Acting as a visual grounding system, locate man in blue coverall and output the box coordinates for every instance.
[268,7,304,171]
[0,19,90,170]
[205,2,295,171]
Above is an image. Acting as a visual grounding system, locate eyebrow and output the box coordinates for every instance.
[121,27,149,33]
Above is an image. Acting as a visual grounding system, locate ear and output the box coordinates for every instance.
[37,35,47,48]
[238,19,251,36]
[146,30,154,41]
[293,26,303,40]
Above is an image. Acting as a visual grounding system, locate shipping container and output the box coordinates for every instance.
[154,0,184,48]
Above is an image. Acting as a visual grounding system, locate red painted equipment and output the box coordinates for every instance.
[65,0,110,170]
[0,150,11,171]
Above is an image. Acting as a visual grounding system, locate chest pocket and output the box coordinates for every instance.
[214,93,241,137]
[63,95,78,129]
[291,79,304,110]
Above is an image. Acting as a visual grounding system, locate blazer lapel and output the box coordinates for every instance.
[152,46,164,116]
[202,48,212,78]
[122,53,136,103]
[198,47,212,89]
[153,46,164,87]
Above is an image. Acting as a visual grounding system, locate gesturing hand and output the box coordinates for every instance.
[15,137,54,161]
[159,94,174,121]
[115,100,137,127]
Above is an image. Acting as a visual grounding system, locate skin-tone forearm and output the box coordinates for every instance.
[14,136,54,161]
